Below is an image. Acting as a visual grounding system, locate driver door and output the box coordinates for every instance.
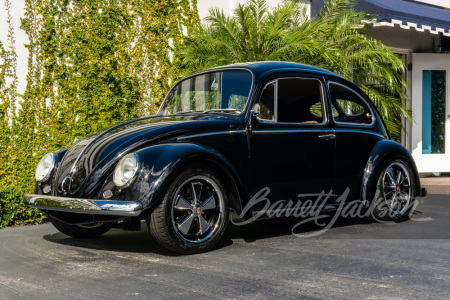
[249,76,337,213]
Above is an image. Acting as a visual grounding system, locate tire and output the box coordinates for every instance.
[371,160,416,223]
[148,168,229,254]
[49,215,113,238]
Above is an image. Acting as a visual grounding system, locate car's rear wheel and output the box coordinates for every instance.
[148,168,228,254]
[371,160,416,222]
[48,215,113,238]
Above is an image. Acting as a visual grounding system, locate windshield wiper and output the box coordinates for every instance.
[203,108,241,114]
[174,110,203,114]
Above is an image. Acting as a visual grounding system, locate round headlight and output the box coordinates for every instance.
[113,153,140,188]
[35,153,56,182]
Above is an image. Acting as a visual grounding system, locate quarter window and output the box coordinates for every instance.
[329,82,373,125]
[256,82,275,121]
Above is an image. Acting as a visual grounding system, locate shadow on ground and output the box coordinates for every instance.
[42,214,377,254]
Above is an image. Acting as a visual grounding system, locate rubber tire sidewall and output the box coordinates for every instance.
[148,168,229,255]
[371,159,416,223]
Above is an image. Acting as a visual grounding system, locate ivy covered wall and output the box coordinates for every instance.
[0,0,199,194]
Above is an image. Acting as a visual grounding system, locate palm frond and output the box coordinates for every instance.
[180,0,411,137]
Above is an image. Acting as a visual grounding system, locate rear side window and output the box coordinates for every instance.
[329,82,373,125]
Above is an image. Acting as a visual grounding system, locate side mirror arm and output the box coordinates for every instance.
[245,110,259,158]
[248,110,260,135]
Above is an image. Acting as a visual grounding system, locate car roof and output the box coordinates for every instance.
[203,61,343,79]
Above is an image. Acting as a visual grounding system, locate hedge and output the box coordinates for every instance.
[0,187,47,228]
[0,0,199,227]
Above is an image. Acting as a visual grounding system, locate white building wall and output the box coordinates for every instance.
[197,0,310,20]
[0,0,29,97]
[410,53,450,173]
[413,0,450,9]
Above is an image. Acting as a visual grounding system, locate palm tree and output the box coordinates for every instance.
[180,0,411,137]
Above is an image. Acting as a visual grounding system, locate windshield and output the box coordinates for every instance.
[158,70,253,115]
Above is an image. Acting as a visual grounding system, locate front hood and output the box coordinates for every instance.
[55,114,240,197]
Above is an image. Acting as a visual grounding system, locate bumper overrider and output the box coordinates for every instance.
[24,194,143,217]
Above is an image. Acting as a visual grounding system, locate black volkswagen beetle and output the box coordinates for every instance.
[25,62,426,254]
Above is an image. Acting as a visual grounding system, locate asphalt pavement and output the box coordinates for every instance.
[0,194,449,299]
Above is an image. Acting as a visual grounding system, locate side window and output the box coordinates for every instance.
[329,82,373,125]
[254,82,275,121]
[277,78,324,124]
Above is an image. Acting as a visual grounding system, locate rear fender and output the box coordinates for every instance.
[361,140,421,202]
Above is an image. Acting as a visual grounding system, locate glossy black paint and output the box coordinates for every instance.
[54,115,241,198]
[333,128,384,202]
[361,139,422,202]
[33,62,423,224]
[250,125,337,206]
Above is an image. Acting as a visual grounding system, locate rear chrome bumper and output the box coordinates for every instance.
[24,194,143,216]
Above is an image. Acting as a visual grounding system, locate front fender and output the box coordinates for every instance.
[129,143,245,213]
[361,140,421,202]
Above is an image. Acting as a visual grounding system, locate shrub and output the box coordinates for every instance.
[0,187,47,228]
[0,1,200,228]
[0,0,200,200]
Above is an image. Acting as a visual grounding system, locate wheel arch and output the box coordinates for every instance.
[131,143,245,215]
[361,140,421,202]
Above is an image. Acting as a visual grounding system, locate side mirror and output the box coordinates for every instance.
[248,105,261,134]
[251,103,261,118]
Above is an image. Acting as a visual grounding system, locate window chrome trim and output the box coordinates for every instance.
[328,81,376,128]
[275,80,279,123]
[252,129,335,134]
[255,80,277,123]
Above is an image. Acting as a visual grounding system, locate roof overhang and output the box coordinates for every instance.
[354,0,450,36]
[356,19,450,37]
[312,0,450,36]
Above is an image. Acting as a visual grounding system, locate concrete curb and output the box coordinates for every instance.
[420,177,450,195]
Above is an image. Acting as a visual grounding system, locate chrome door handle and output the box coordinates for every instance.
[318,134,336,140]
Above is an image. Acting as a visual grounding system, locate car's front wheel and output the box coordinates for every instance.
[48,215,113,238]
[148,168,229,254]
[371,160,416,222]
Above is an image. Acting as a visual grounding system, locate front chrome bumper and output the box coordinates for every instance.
[24,194,143,216]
